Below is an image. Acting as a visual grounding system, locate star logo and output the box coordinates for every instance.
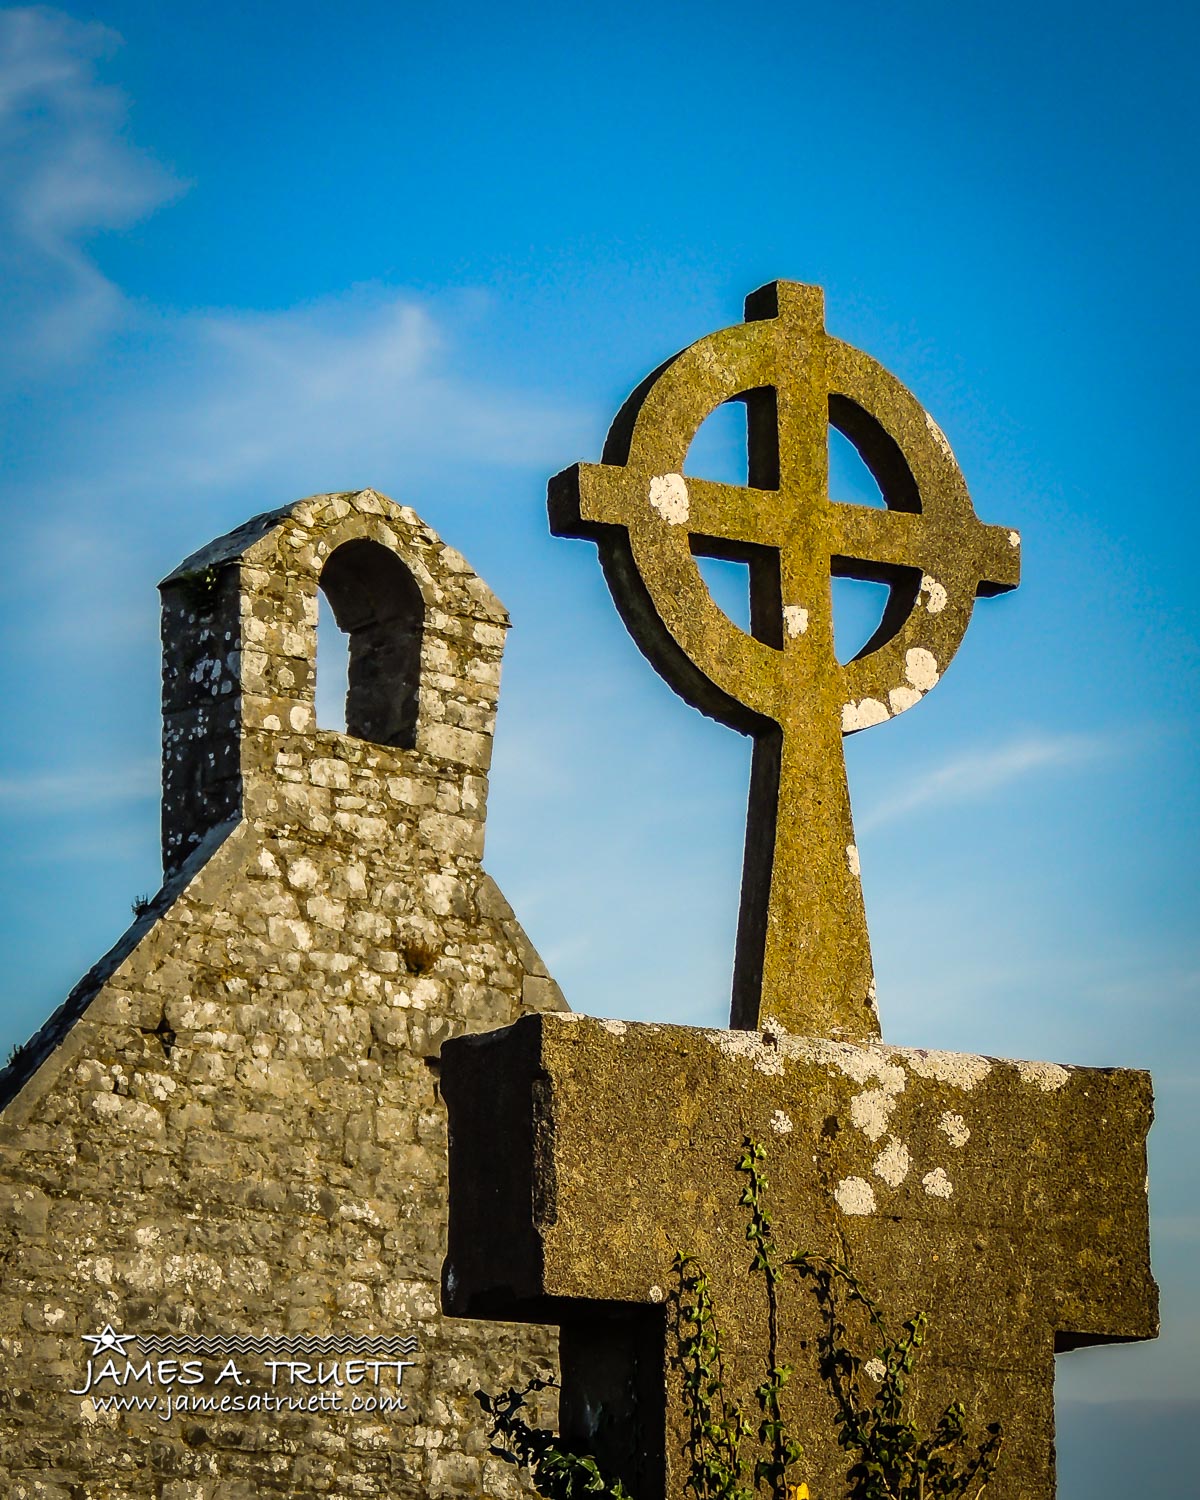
[81,1325,136,1358]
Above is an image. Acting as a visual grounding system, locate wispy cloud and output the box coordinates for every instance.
[137,290,586,491]
[858,731,1108,831]
[0,759,158,812]
[0,17,584,572]
[8,287,588,533]
[0,6,179,364]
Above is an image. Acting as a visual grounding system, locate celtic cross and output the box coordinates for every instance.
[549,281,1020,1039]
[444,287,1156,1500]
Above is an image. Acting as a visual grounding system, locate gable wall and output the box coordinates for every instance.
[0,491,562,1499]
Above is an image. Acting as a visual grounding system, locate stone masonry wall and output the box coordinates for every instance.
[0,490,564,1498]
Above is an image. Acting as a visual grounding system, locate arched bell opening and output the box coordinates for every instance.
[317,538,424,748]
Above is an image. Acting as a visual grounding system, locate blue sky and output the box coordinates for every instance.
[0,2,1195,1491]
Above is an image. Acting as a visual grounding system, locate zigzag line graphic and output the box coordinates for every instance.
[133,1335,419,1357]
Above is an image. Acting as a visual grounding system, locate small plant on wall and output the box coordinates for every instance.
[479,1139,1001,1500]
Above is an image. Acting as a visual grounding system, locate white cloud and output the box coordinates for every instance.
[7,288,588,534]
[0,6,179,363]
[0,15,585,565]
[5,283,588,653]
[858,731,1107,831]
[141,290,585,490]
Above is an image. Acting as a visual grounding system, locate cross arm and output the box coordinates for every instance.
[828,503,1022,595]
[550,463,787,550]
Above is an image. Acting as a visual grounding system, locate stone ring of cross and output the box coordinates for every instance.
[549,280,1021,1041]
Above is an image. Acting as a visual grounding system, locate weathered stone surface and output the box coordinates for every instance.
[0,490,563,1496]
[444,1013,1157,1500]
[549,282,1020,1039]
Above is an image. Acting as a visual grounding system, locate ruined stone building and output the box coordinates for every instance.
[0,489,562,1497]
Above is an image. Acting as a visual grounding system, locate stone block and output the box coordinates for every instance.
[444,1013,1156,1500]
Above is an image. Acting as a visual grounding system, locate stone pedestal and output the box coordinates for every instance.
[444,1013,1156,1500]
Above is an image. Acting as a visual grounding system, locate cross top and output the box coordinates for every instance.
[550,281,1020,1040]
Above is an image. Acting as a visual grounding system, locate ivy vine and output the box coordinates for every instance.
[479,1139,1001,1500]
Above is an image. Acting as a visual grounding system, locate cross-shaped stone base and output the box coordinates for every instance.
[443,1014,1156,1500]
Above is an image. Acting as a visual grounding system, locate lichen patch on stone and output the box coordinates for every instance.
[938,1111,970,1147]
[769,1109,794,1135]
[872,1137,911,1187]
[922,1167,953,1199]
[850,1087,899,1143]
[779,1037,906,1096]
[888,685,922,714]
[707,1028,785,1076]
[904,647,940,692]
[834,1176,877,1215]
[919,574,948,614]
[648,472,690,525]
[901,1048,992,1091]
[1015,1059,1071,1092]
[783,604,809,637]
[842,697,890,732]
[924,410,956,461]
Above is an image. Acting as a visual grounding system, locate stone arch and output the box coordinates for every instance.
[317,536,424,748]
